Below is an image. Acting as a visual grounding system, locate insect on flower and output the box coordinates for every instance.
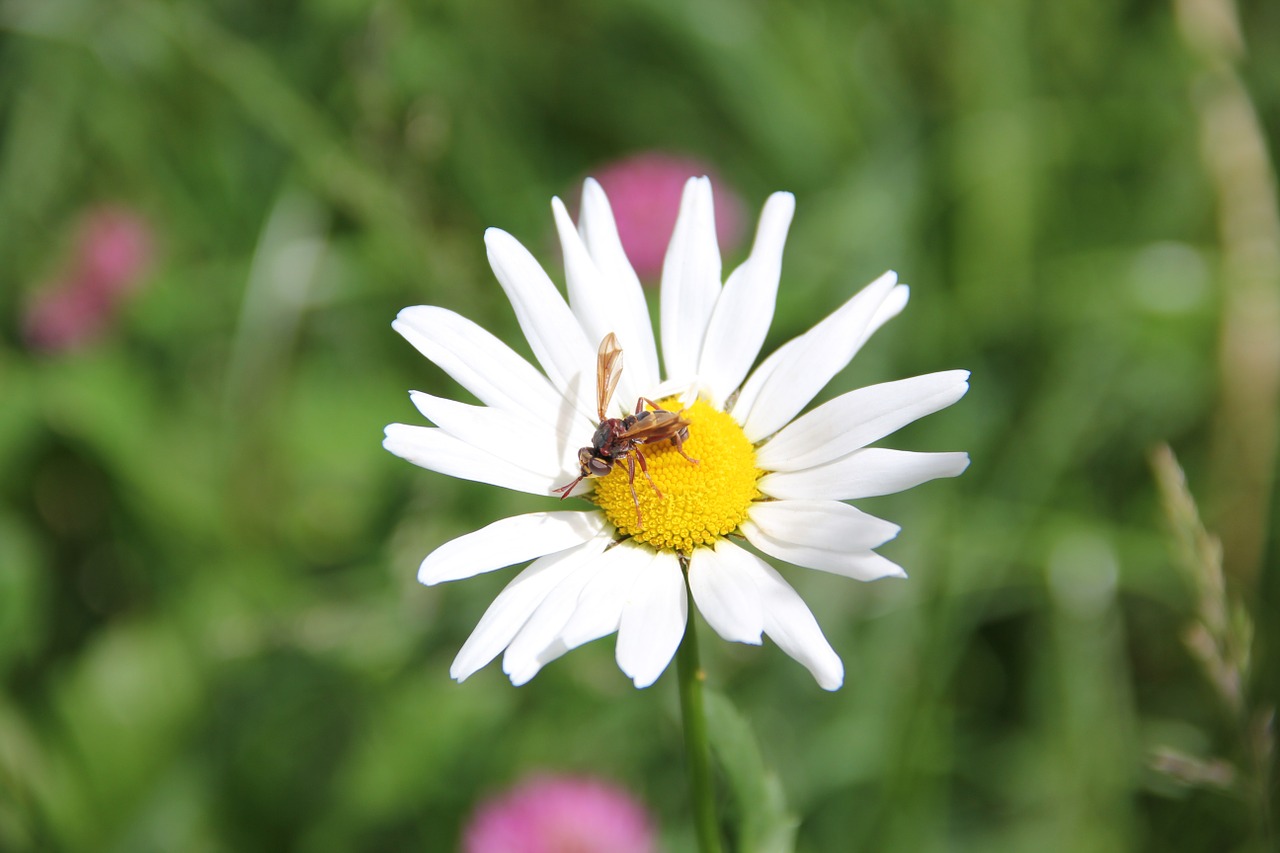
[553,332,698,527]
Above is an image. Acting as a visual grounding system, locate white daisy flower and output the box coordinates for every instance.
[384,177,969,691]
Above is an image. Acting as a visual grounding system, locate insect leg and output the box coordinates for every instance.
[634,447,664,498]
[552,475,586,498]
[669,429,699,465]
[625,452,643,527]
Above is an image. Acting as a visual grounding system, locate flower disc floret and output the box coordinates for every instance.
[594,398,761,553]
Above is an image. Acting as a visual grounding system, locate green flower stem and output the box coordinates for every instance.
[677,579,723,853]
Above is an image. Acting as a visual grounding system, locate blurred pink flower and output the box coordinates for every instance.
[75,206,154,298]
[22,205,154,352]
[464,774,658,853]
[22,285,114,352]
[588,153,745,280]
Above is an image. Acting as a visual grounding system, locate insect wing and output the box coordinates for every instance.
[618,409,686,444]
[595,332,624,421]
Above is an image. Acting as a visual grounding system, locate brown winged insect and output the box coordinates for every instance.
[553,332,698,527]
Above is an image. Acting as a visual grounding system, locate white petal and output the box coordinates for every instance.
[755,371,970,472]
[484,229,596,418]
[660,177,722,382]
[730,276,905,425]
[449,537,607,681]
[740,520,906,581]
[732,272,904,442]
[417,511,606,585]
[508,637,570,686]
[578,179,661,385]
[502,541,610,685]
[553,198,613,354]
[688,541,764,644]
[556,192,659,403]
[751,561,845,691]
[747,500,900,551]
[616,552,687,688]
[392,306,569,427]
[383,423,558,496]
[697,192,795,408]
[409,391,578,478]
[866,283,910,340]
[558,542,656,649]
[759,449,971,500]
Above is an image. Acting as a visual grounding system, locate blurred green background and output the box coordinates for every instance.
[1,0,1277,850]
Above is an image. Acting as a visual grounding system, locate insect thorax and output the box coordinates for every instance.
[591,419,627,456]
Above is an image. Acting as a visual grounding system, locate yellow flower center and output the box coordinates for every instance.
[594,398,762,554]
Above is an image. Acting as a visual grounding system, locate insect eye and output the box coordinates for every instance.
[588,458,612,477]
